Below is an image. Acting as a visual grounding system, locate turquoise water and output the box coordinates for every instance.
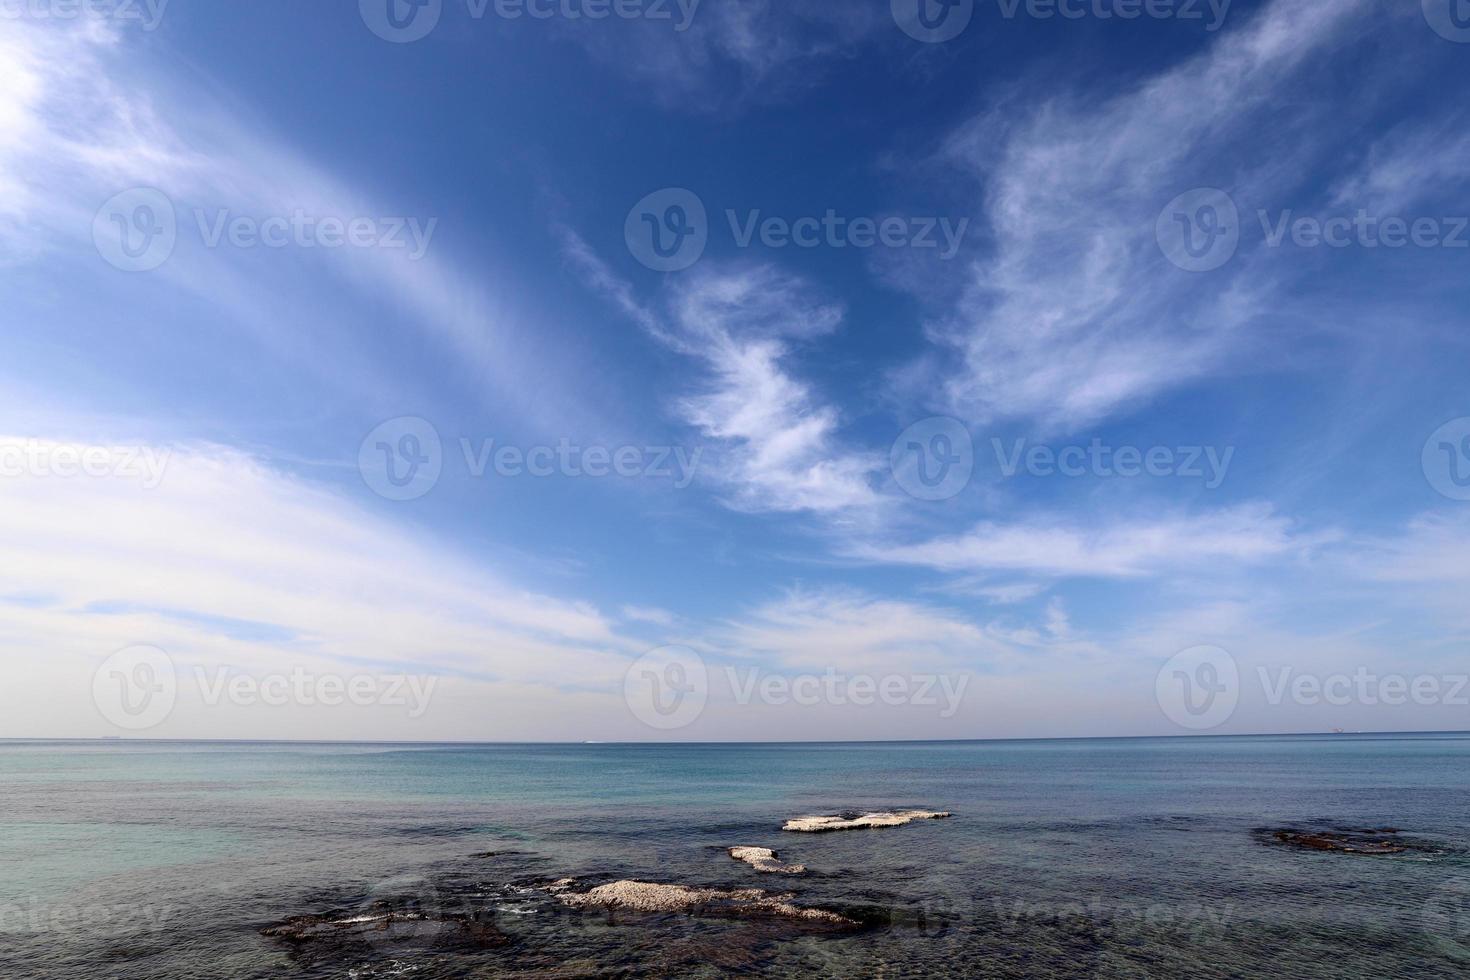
[3,735,1469,977]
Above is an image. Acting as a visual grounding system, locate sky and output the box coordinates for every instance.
[1,0,1468,741]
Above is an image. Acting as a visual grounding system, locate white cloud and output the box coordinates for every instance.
[667,266,884,513]
[0,18,611,440]
[0,437,655,737]
[621,604,676,626]
[853,504,1308,578]
[930,0,1374,431]
[561,239,884,515]
[557,0,884,112]
[706,587,1100,674]
[1331,121,1470,215]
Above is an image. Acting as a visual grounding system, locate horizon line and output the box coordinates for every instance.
[5,729,1469,747]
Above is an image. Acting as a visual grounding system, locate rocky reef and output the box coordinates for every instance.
[261,903,509,951]
[1255,826,1440,856]
[728,846,806,874]
[551,879,854,925]
[782,810,951,833]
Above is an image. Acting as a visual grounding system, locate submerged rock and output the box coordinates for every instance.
[728,846,806,874]
[1256,826,1434,856]
[261,903,507,950]
[556,880,854,925]
[782,810,951,833]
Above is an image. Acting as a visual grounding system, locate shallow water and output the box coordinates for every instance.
[3,735,1469,978]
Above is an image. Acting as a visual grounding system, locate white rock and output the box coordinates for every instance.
[781,810,951,832]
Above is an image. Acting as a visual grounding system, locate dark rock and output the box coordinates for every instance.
[1255,826,1437,856]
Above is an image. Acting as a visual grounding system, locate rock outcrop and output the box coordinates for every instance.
[1255,826,1436,856]
[554,879,853,925]
[782,810,951,833]
[728,846,805,874]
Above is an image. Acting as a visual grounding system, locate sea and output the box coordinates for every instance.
[2,734,1468,978]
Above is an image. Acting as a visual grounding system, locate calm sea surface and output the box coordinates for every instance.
[3,735,1469,978]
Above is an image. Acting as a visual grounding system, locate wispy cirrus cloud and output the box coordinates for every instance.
[852,504,1313,578]
[558,0,885,112]
[0,17,612,439]
[705,587,1097,674]
[559,229,882,514]
[0,437,662,737]
[928,0,1377,432]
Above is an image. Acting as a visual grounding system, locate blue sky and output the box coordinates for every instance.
[2,0,1469,740]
